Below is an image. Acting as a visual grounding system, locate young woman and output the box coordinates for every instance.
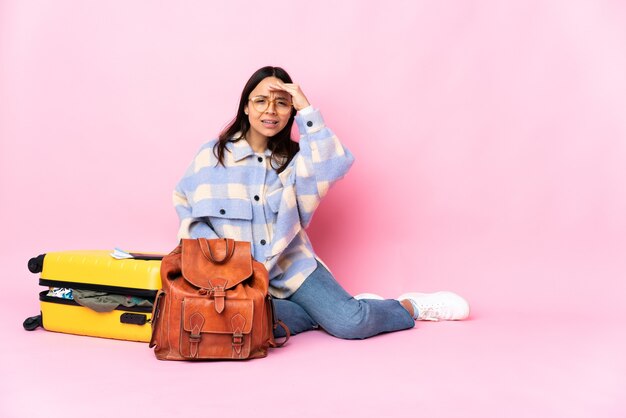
[173,66,469,339]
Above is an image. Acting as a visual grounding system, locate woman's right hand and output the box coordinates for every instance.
[268,80,311,111]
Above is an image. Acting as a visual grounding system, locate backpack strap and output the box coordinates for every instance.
[271,320,290,348]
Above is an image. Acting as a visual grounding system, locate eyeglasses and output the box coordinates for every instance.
[248,96,293,115]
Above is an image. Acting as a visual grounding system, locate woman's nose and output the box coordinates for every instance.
[265,101,277,114]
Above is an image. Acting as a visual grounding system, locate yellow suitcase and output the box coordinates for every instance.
[24,250,162,342]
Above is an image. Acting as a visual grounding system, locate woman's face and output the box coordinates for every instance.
[244,76,292,141]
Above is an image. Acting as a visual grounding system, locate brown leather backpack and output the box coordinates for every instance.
[149,238,288,360]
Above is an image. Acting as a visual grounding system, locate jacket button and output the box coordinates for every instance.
[257,157,263,162]
[254,195,260,201]
[306,121,313,127]
[219,209,226,215]
[260,239,266,245]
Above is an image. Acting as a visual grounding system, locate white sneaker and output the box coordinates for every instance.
[353,293,384,300]
[398,291,470,321]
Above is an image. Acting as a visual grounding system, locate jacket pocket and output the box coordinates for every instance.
[191,197,253,240]
[266,189,282,215]
[191,197,252,220]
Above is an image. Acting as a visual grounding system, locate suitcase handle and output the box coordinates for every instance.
[120,313,148,325]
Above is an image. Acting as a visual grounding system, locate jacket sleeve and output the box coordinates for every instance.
[289,108,355,228]
[172,154,219,240]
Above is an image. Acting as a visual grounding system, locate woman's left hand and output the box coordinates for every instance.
[268,80,311,111]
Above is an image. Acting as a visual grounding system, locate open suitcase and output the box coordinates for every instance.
[24,250,163,342]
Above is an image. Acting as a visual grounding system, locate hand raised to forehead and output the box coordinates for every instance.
[268,80,311,111]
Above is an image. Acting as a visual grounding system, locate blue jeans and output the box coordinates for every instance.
[273,261,415,339]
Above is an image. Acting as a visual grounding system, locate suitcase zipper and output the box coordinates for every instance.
[39,291,153,313]
[39,279,158,299]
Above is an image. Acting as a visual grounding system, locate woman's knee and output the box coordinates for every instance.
[318,302,374,340]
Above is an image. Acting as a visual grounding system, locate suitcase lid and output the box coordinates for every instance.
[40,250,162,291]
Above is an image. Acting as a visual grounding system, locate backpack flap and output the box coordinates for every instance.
[180,238,253,291]
[181,297,254,359]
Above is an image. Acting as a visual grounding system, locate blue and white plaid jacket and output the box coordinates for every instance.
[173,108,354,298]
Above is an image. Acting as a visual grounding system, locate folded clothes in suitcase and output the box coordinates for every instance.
[24,250,163,342]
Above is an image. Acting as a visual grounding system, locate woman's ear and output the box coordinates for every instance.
[244,104,249,115]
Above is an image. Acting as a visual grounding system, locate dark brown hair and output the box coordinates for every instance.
[214,66,299,173]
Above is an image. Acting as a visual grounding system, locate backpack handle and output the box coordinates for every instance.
[199,238,235,264]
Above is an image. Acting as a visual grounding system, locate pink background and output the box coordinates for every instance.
[1,1,625,417]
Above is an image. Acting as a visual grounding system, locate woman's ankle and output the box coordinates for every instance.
[399,299,415,319]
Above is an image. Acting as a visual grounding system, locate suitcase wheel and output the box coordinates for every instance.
[28,254,46,274]
[23,315,43,331]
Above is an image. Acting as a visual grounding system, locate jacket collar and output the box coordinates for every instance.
[229,134,273,162]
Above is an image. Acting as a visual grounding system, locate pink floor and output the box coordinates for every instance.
[2,248,625,418]
[2,1,626,416]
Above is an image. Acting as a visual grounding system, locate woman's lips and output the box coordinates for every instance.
[261,119,279,128]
